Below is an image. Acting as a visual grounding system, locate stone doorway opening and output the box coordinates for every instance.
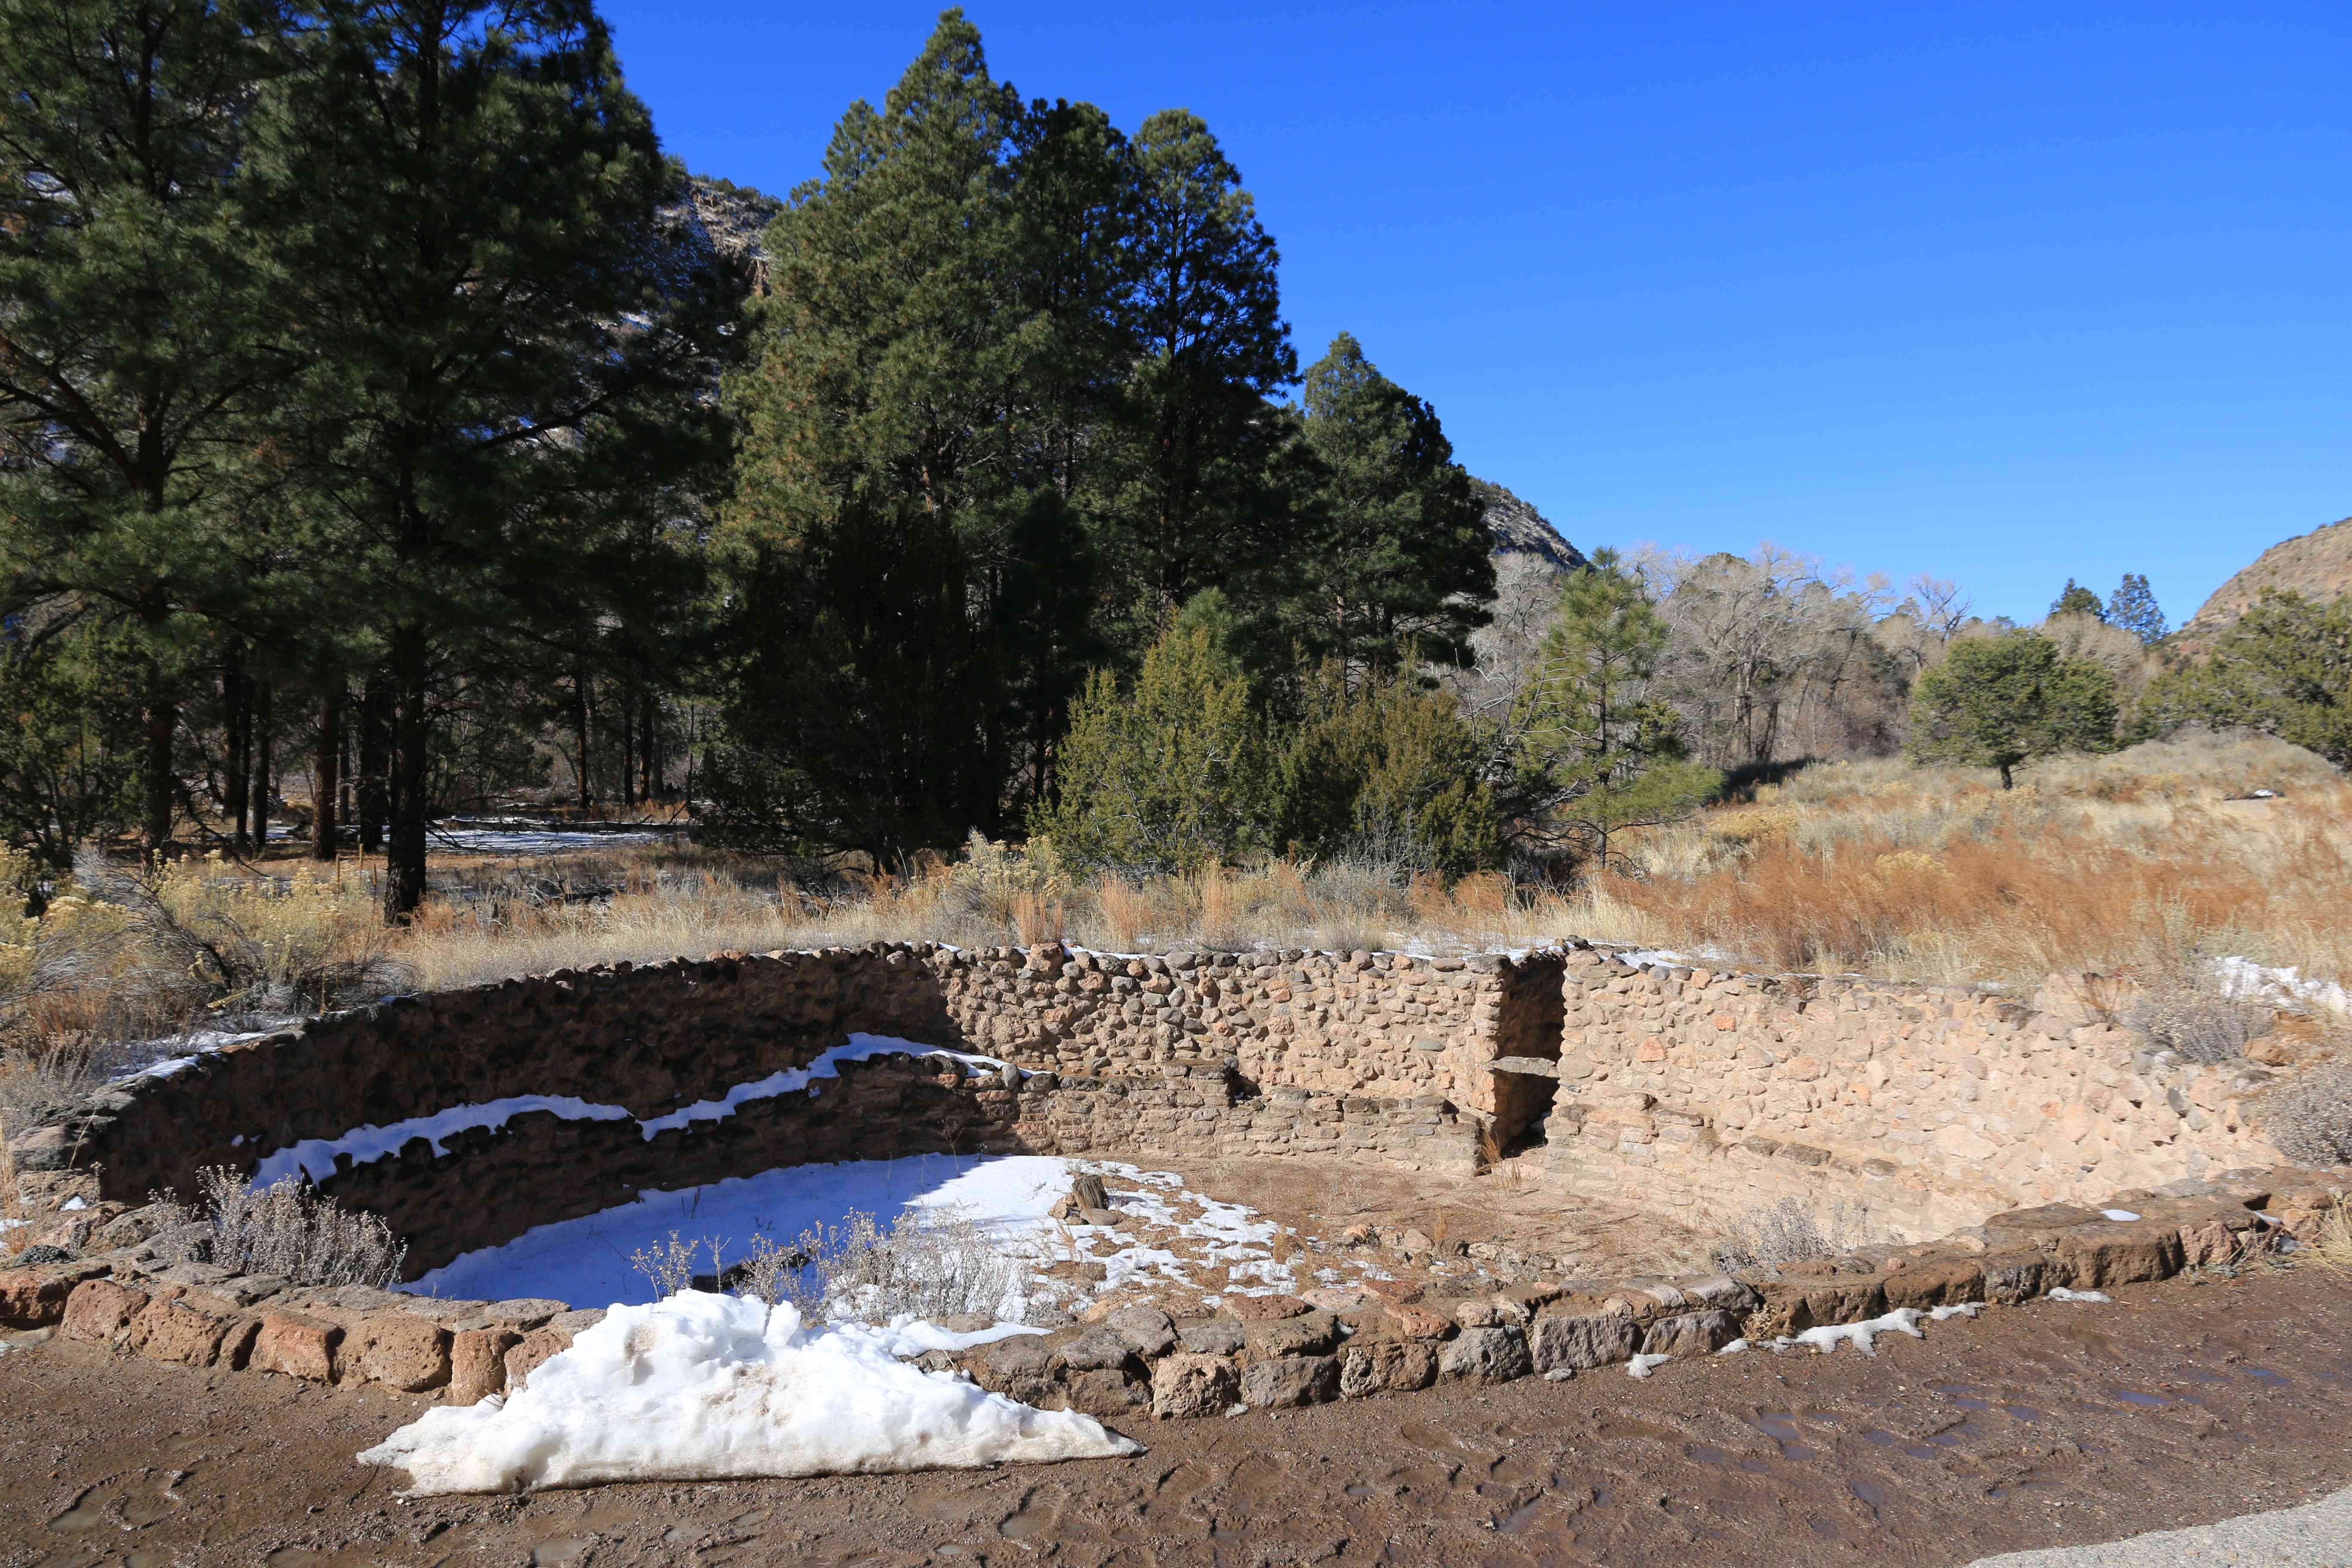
[1487,1060,1559,1160]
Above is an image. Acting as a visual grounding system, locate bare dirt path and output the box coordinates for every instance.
[3,1266,2348,1568]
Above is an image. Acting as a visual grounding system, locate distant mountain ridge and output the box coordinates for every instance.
[2182,516,2352,642]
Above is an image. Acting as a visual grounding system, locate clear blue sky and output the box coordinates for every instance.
[598,0,2347,626]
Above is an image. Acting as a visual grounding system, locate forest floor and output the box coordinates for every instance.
[3,1262,2348,1568]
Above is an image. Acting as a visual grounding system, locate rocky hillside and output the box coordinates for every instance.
[2181,516,2352,641]
[1474,479,1589,576]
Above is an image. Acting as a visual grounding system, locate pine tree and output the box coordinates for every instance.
[245,0,739,918]
[1091,109,1298,650]
[0,0,294,852]
[1294,333,1494,678]
[1909,631,2119,787]
[2050,579,2106,620]
[2135,591,2352,764]
[2106,573,2167,644]
[1505,551,1718,868]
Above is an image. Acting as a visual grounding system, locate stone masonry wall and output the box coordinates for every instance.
[1537,944,2294,1238]
[31,942,1508,1272]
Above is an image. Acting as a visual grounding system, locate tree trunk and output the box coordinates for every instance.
[313,683,342,861]
[224,641,250,854]
[643,691,659,802]
[382,626,430,921]
[250,678,273,851]
[140,659,177,858]
[357,673,389,853]
[619,680,636,808]
[573,659,592,811]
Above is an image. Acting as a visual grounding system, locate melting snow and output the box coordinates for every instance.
[1626,1353,1672,1378]
[2102,1209,2142,1222]
[2047,1287,2111,1303]
[357,1292,1141,1493]
[2216,956,2350,1017]
[1792,1307,1929,1356]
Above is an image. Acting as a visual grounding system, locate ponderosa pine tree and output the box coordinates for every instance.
[246,0,738,918]
[2050,579,2106,621]
[1293,333,1493,679]
[1092,109,1300,652]
[1504,550,1718,869]
[721,12,1125,846]
[0,0,294,852]
[2106,573,2167,645]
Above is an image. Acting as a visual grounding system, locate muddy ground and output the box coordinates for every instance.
[3,1264,2348,1568]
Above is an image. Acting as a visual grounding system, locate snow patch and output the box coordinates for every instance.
[1791,1308,1927,1356]
[1929,1302,1983,1322]
[2216,956,2350,1017]
[2102,1209,2141,1222]
[1715,1337,1749,1356]
[1626,1353,1672,1378]
[357,1291,1141,1494]
[2046,1287,2110,1303]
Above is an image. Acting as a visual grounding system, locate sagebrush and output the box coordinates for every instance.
[153,1167,407,1288]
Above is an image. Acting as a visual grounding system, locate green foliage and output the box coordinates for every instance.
[1274,667,1501,875]
[1506,551,1719,866]
[0,619,147,866]
[2105,573,2167,645]
[2136,591,2352,764]
[1034,618,1273,873]
[1908,630,2119,787]
[0,0,294,848]
[1293,333,1494,677]
[2050,579,2106,620]
[244,0,738,913]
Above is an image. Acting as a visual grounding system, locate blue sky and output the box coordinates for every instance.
[599,1,2348,626]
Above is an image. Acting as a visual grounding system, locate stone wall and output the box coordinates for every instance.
[1537,945,2294,1238]
[30,942,1514,1275]
[16,933,2312,1276]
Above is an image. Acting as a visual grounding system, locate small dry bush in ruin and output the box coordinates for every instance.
[152,1167,407,1288]
[2122,966,2277,1065]
[1710,1196,1875,1274]
[2263,1064,2352,1169]
[630,1231,716,1298]
[730,1208,1024,1326]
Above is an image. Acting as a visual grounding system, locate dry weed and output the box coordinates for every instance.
[1711,1195,1875,1272]
[151,1167,407,1287]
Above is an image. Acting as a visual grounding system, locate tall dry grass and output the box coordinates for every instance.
[1567,732,2352,992]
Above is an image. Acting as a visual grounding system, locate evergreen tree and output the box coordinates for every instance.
[2106,573,2167,644]
[1908,630,2119,787]
[1504,551,1718,868]
[1274,663,1501,874]
[2135,591,2352,764]
[1294,333,1493,678]
[1035,613,1273,872]
[1091,109,1298,651]
[245,0,738,918]
[2050,579,2106,620]
[720,12,1106,845]
[0,0,294,852]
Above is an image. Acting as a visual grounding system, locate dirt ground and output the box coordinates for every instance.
[4,1264,2350,1568]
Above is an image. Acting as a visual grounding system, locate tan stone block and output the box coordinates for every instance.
[129,1295,250,1368]
[61,1279,149,1344]
[345,1311,451,1391]
[503,1326,575,1390]
[251,1309,342,1382]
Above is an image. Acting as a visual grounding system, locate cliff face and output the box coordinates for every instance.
[2181,517,2352,642]
[1473,479,1589,576]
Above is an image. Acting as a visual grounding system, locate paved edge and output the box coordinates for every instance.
[1966,1484,2352,1566]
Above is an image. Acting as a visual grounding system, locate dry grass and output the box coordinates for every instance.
[1561,732,2352,993]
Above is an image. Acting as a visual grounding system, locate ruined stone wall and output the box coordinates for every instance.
[1537,946,2292,1238]
[35,942,1504,1270]
[940,944,1557,1118]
